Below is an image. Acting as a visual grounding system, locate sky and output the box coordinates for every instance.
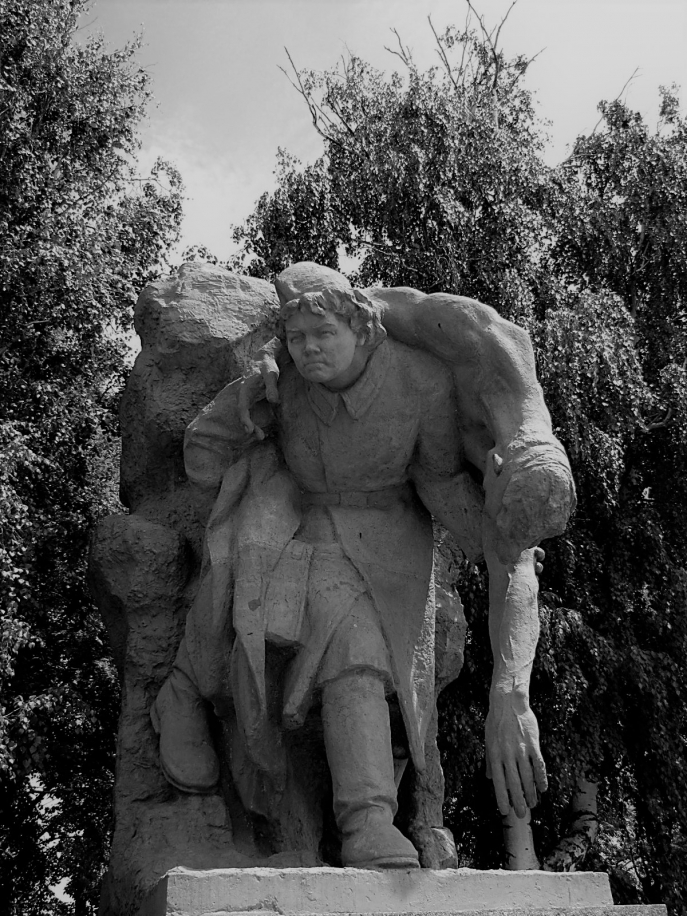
[79,0,687,260]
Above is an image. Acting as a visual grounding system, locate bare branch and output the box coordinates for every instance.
[278,49,320,132]
[453,2,473,82]
[326,94,358,142]
[428,16,459,91]
[280,49,341,135]
[384,28,413,69]
[464,0,491,44]
[523,48,545,71]
[462,0,503,94]
[279,48,345,149]
[618,66,641,102]
[591,67,640,135]
[384,46,407,68]
[493,0,519,51]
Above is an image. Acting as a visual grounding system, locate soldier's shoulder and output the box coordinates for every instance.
[386,337,453,390]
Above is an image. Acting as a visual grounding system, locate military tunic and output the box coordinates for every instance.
[181,338,483,772]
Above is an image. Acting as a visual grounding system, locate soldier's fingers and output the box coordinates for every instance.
[517,756,538,809]
[505,760,527,818]
[491,762,511,816]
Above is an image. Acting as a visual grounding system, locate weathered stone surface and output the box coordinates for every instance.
[120,262,278,513]
[137,866,663,916]
[92,266,284,916]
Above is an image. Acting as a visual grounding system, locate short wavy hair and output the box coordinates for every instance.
[278,287,387,349]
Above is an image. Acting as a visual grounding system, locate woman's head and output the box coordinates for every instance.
[280,288,386,389]
[277,286,387,349]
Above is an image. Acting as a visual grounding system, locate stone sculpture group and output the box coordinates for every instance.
[90,261,575,914]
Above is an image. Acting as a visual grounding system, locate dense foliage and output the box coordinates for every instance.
[230,15,687,913]
[0,1,182,912]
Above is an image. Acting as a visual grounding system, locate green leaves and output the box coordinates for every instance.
[0,1,182,912]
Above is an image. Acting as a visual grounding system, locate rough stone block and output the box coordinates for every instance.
[121,262,279,510]
[138,866,668,916]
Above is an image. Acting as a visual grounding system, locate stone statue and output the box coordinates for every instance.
[149,262,573,865]
[90,261,574,912]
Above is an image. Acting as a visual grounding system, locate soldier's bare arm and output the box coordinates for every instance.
[483,517,547,818]
[367,286,575,564]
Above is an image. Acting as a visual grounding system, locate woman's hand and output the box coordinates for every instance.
[237,353,280,440]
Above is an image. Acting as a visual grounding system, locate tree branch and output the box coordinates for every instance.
[280,47,357,154]
[384,28,414,70]
[591,68,640,135]
[428,17,459,91]
[493,0,519,52]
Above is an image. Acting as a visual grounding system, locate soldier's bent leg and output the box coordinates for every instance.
[151,639,220,794]
[321,670,419,869]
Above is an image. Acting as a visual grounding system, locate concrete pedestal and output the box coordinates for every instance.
[138,867,667,916]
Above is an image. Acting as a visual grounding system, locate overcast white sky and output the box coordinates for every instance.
[80,0,687,259]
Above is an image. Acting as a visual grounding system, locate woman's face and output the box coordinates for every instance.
[284,308,368,390]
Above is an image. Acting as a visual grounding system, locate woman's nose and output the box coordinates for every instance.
[303,337,319,354]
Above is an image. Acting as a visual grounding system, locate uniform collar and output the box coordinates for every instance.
[306,341,391,425]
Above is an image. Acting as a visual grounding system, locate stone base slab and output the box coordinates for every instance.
[138,867,667,916]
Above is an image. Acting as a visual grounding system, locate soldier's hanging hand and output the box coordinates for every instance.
[485,690,548,818]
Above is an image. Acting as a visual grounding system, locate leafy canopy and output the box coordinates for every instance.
[0,1,183,913]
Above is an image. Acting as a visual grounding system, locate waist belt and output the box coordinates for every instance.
[301,484,411,510]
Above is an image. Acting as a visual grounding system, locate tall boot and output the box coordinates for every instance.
[322,671,420,869]
[151,665,220,794]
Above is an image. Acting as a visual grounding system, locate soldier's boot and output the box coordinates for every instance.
[150,668,220,794]
[322,671,420,869]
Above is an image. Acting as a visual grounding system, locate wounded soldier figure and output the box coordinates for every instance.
[151,262,575,869]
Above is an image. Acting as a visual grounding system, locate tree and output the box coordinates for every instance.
[532,89,687,912]
[232,18,548,323]
[230,8,687,912]
[0,1,183,912]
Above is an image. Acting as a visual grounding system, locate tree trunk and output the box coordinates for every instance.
[542,778,599,872]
